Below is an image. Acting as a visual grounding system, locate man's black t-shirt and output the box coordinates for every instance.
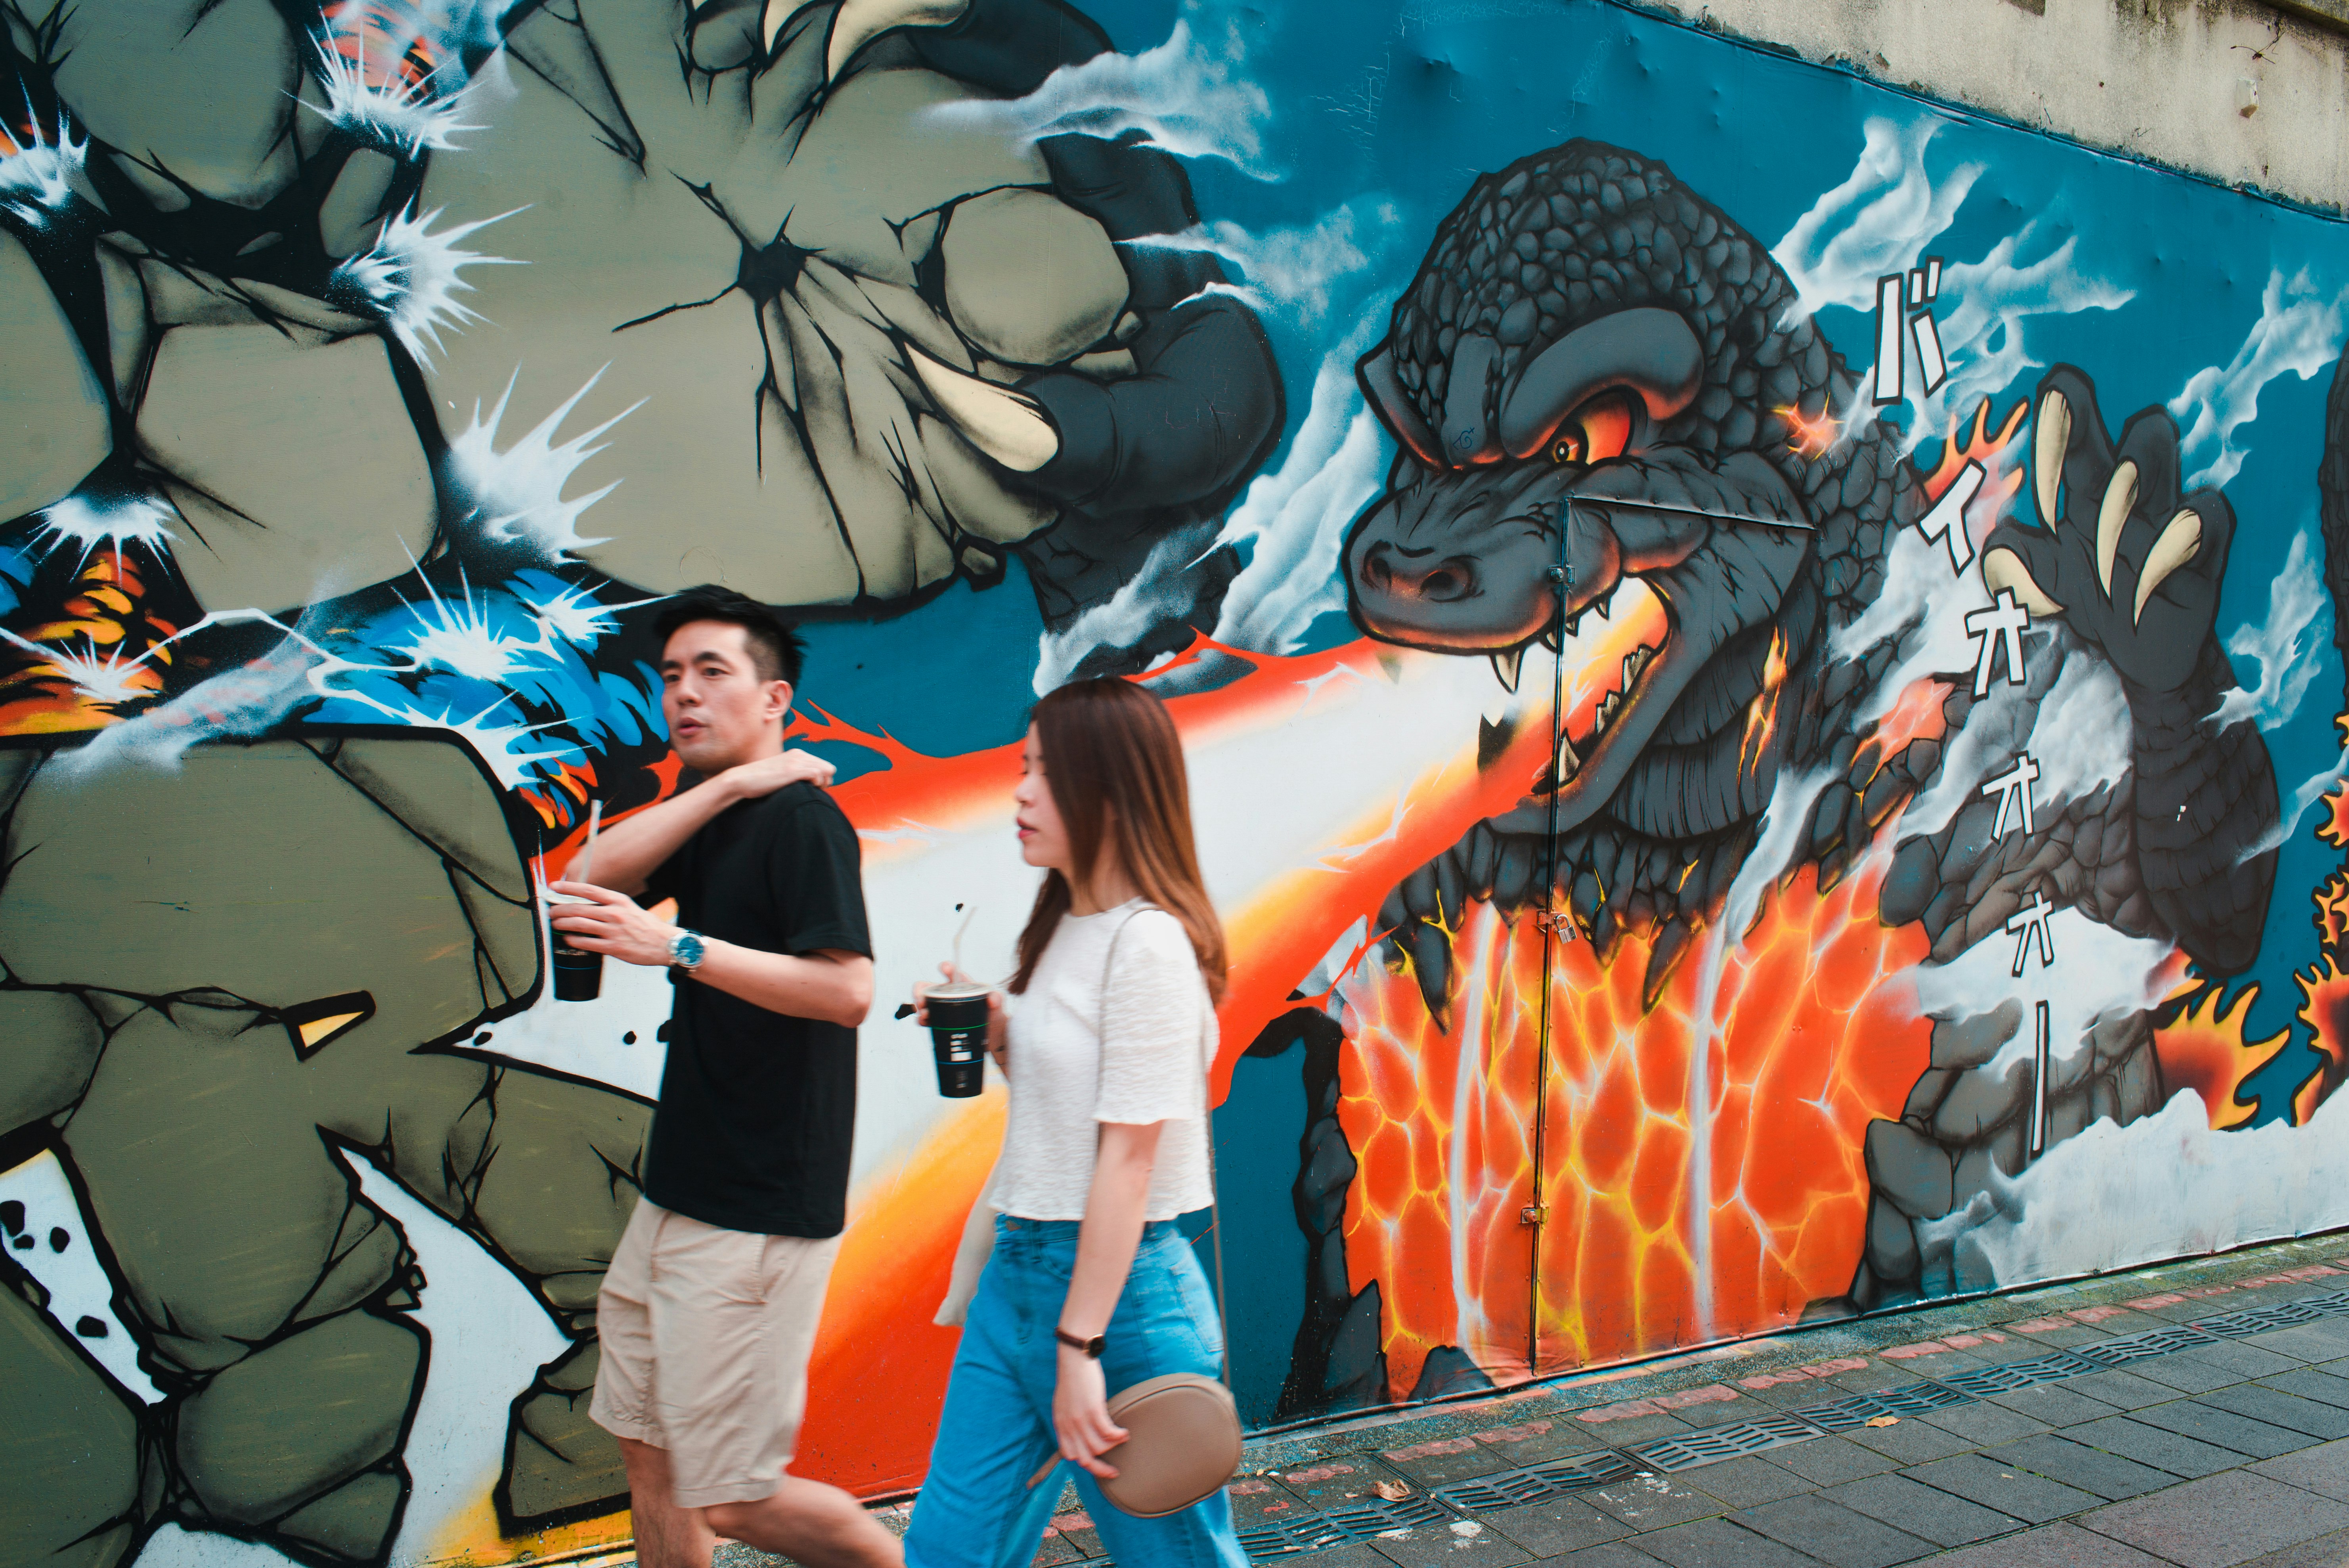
[640,781,870,1237]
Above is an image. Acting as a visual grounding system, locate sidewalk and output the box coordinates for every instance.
[732,1230,2349,1568]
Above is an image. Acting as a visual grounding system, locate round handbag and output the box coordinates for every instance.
[1095,1372,1244,1518]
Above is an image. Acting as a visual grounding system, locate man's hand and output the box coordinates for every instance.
[549,882,677,967]
[721,748,836,802]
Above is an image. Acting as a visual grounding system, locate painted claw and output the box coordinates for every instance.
[2033,387,2070,528]
[826,0,970,80]
[2096,458,2137,597]
[1982,547,2063,615]
[2133,509,2202,625]
[761,0,819,55]
[907,344,1060,473]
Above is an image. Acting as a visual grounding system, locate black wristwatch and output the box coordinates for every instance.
[1054,1327,1106,1359]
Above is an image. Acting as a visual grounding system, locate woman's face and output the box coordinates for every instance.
[1012,724,1072,874]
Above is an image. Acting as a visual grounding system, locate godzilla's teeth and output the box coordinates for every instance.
[1492,646,1525,693]
[1593,591,1611,621]
[1555,733,1581,780]
[1622,652,1639,689]
[1565,611,1582,637]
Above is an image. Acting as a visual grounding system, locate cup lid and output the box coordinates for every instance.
[928,981,993,1000]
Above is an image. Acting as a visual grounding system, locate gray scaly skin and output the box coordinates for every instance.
[1266,140,2286,1412]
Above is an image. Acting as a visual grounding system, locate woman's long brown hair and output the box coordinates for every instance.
[1008,677,1228,1002]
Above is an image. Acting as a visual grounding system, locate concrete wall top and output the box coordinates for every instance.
[1653,0,2349,211]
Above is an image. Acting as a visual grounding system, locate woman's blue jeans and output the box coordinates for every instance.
[903,1216,1247,1568]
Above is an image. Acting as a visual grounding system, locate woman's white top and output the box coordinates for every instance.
[992,899,1217,1222]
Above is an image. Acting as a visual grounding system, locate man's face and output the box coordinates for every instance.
[660,620,790,774]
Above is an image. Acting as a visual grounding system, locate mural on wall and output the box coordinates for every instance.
[4,0,2349,1563]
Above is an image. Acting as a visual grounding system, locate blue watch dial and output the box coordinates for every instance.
[669,930,706,969]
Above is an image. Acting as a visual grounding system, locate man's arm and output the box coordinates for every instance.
[547,887,874,1027]
[564,750,833,893]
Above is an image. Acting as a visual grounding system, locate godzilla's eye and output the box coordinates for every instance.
[1545,391,1638,467]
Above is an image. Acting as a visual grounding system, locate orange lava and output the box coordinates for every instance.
[2155,984,2287,1132]
[1337,855,1932,1400]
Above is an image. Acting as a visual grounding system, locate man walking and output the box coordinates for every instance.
[551,585,899,1568]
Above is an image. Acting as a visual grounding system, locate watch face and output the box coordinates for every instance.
[673,932,704,967]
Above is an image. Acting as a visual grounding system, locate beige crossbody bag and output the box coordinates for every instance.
[935,907,1242,1518]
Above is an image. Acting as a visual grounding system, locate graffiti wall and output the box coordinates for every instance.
[5,0,2349,1561]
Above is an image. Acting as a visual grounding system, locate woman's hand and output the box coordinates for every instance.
[1051,1346,1129,1478]
[912,964,1010,1074]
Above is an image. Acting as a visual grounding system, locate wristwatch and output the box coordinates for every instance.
[1054,1327,1106,1359]
[667,929,707,970]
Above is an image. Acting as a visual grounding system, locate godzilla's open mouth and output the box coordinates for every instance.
[1526,576,1670,797]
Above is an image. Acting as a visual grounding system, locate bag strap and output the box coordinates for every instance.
[1095,906,1231,1390]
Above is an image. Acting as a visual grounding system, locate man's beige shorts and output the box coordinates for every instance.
[589,1200,842,1509]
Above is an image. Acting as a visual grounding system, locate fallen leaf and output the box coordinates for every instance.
[1374,1480,1413,1501]
[1864,1416,1899,1428]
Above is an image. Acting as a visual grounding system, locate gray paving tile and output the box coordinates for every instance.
[2251,1436,2349,1502]
[1680,1457,1815,1508]
[2243,1322,2349,1364]
[2263,1368,2349,1411]
[1906,1453,2100,1524]
[2202,1384,2349,1439]
[2062,1369,2183,1411]
[2062,1414,2248,1478]
[1767,1436,1898,1484]
[1839,1416,1978,1464]
[1480,1495,1631,1557]
[1366,1516,1532,1568]
[1990,1383,2123,1428]
[2237,1524,2349,1566]
[1989,1433,2180,1500]
[1730,1493,1933,1566]
[2079,1471,2349,1568]
[1538,1545,1669,1568]
[2127,1399,2316,1459]
[1822,1472,2021,1547]
[1561,1413,1697,1447]
[1624,1516,1825,1567]
[1583,1473,1726,1532]
[1922,1400,2053,1446]
[2181,1340,2309,1380]
[1872,1520,2170,1566]
[1379,1438,1513,1486]
[1259,1547,1389,1568]
[2131,1352,2255,1394]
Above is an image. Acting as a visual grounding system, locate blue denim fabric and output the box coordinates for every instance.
[903,1216,1248,1568]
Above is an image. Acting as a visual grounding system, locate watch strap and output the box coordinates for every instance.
[1054,1327,1105,1358]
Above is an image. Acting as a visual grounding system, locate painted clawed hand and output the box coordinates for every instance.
[1978,365,2235,697]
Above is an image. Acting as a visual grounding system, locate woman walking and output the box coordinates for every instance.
[905,677,1246,1568]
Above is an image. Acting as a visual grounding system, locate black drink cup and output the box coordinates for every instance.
[927,985,991,1098]
[552,937,603,1002]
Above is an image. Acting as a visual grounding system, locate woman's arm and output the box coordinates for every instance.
[1052,1119,1163,1477]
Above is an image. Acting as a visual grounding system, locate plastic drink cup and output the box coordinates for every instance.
[926,984,991,1097]
[545,891,603,1002]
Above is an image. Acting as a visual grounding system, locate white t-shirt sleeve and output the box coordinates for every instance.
[1094,911,1207,1127]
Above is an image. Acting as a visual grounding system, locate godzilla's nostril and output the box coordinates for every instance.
[1363,549,1394,593]
[1417,559,1476,602]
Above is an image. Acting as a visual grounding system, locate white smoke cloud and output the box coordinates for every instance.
[1209,348,1388,654]
[1906,906,2179,1084]
[1137,201,1395,323]
[51,636,323,774]
[1959,1084,2349,1289]
[2024,654,2133,814]
[1917,234,2133,451]
[2172,270,2349,490]
[1772,116,1980,324]
[0,110,96,229]
[329,203,524,367]
[446,365,639,559]
[924,13,1275,179]
[2217,524,2330,730]
[1030,518,1223,695]
[2242,744,2349,863]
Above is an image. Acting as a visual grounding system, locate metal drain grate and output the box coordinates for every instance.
[2069,1325,2218,1367]
[1630,1415,1822,1472]
[1792,1381,1968,1432]
[1431,1450,1637,1512]
[1234,1513,1354,1560]
[2194,1299,2348,1337]
[1934,1352,2102,1399]
[1318,1493,1456,1538]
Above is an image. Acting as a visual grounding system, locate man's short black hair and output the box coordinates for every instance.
[654,585,806,687]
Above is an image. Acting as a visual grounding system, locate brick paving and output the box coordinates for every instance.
[682,1231,2349,1567]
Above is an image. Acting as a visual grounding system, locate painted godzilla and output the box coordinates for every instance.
[1274,139,2305,1413]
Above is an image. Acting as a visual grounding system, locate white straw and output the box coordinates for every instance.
[576,799,604,886]
[950,902,978,980]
